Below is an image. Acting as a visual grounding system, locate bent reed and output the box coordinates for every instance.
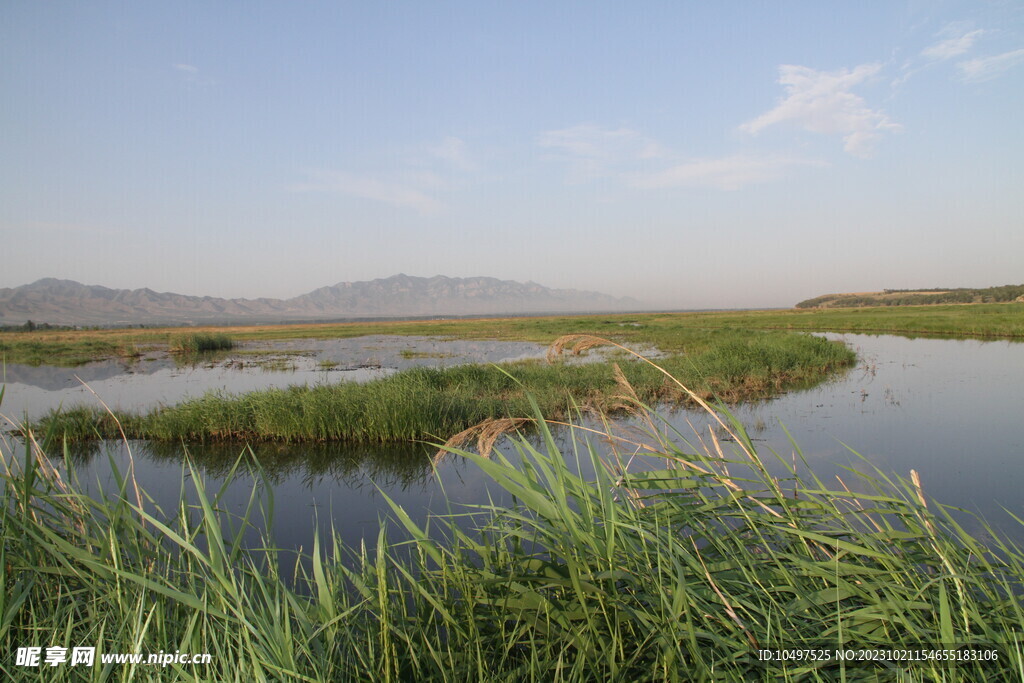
[2,349,1023,681]
[33,332,854,444]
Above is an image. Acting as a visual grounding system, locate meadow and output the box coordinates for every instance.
[0,302,1021,367]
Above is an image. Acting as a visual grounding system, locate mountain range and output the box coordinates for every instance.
[0,275,641,327]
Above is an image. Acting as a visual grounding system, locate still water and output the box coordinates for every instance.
[2,333,1022,549]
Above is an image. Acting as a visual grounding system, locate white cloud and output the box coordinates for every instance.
[290,170,442,214]
[289,136,481,214]
[538,124,664,181]
[173,63,199,73]
[922,28,985,61]
[425,136,476,171]
[538,123,819,191]
[629,155,825,191]
[538,124,663,160]
[741,64,901,158]
[958,48,1024,82]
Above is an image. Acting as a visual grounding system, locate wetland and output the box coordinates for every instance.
[4,305,1024,679]
[3,307,1022,548]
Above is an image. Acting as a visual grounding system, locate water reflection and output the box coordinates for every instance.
[143,440,438,490]
[0,335,549,420]
[4,333,1023,551]
[656,334,1024,542]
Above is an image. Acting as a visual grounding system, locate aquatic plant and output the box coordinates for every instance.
[3,346,1023,681]
[33,332,855,443]
[168,332,234,354]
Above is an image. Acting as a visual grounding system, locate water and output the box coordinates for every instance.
[0,335,547,419]
[2,333,1022,549]
[670,334,1024,539]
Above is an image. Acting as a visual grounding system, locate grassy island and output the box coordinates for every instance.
[32,332,854,444]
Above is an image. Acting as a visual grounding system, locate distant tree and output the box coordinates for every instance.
[25,320,36,331]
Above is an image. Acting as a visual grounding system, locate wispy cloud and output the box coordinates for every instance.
[629,156,825,191]
[921,27,985,61]
[289,136,484,214]
[958,48,1024,82]
[425,136,476,171]
[538,124,664,182]
[290,170,443,214]
[741,64,900,158]
[172,63,215,86]
[539,123,817,191]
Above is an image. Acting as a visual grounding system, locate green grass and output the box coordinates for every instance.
[796,284,1024,308]
[168,333,234,354]
[33,332,855,443]
[399,349,455,359]
[1,302,1021,367]
[3,371,1023,681]
[0,337,135,367]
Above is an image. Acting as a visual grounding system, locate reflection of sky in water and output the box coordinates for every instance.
[3,333,1023,550]
[655,334,1024,541]
[0,335,548,420]
[0,334,653,421]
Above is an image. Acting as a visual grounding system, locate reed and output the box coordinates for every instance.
[3,355,1023,681]
[34,332,855,443]
[168,332,234,354]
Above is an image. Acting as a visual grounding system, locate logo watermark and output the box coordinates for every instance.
[16,646,211,668]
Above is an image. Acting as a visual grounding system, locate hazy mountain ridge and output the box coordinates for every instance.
[0,275,640,326]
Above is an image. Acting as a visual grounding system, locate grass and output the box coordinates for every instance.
[1,302,1021,367]
[796,284,1024,308]
[400,349,455,359]
[168,333,234,354]
[3,356,1023,681]
[32,332,855,443]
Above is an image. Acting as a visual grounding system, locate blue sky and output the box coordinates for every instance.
[2,1,1021,309]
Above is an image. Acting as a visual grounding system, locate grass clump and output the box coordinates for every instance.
[3,355,1023,681]
[399,349,455,359]
[169,332,234,354]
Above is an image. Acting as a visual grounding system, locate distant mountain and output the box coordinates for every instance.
[0,275,642,326]
[795,285,1024,309]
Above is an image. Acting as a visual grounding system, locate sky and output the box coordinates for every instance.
[2,1,1022,310]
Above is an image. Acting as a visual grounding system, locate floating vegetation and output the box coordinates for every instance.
[399,349,456,359]
[255,357,298,372]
